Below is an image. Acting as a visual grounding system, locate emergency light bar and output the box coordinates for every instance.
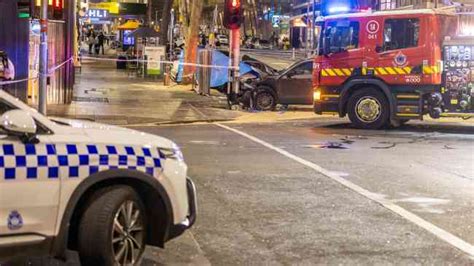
[321,0,374,16]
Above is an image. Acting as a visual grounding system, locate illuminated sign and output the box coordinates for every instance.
[88,2,120,14]
[88,9,109,19]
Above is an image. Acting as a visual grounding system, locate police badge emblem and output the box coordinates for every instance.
[7,210,23,230]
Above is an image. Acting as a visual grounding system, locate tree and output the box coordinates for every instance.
[159,0,173,45]
[182,0,203,84]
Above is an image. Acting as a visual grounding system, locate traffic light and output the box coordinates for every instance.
[53,0,63,19]
[17,0,32,19]
[224,0,242,30]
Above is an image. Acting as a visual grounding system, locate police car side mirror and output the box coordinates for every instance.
[0,110,38,144]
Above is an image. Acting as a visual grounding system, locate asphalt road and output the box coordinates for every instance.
[136,118,474,265]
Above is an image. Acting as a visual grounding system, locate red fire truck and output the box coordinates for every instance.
[313,8,474,129]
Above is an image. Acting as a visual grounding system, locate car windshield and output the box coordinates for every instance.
[277,60,309,75]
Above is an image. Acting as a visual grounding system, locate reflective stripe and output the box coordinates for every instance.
[395,67,406,74]
[404,66,412,74]
[321,69,328,77]
[334,69,345,76]
[423,66,433,74]
[377,67,388,75]
[385,67,397,75]
[342,68,352,75]
[325,69,337,76]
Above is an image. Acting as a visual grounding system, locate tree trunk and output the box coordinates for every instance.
[160,0,173,45]
[182,0,203,84]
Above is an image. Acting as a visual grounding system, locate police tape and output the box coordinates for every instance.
[0,57,74,86]
[0,77,38,86]
[48,57,74,74]
[79,56,239,70]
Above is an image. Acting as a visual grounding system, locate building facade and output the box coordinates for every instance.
[0,0,75,104]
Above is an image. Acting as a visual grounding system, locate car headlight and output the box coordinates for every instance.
[160,143,184,161]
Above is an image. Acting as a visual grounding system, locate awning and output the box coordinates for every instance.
[117,20,141,30]
[290,12,320,27]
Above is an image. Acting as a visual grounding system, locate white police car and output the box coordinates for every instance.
[0,90,197,265]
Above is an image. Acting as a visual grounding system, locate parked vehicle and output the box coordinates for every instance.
[0,90,197,264]
[217,35,229,46]
[257,39,273,50]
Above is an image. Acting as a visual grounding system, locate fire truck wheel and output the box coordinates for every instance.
[78,186,146,266]
[348,88,390,129]
[255,88,277,111]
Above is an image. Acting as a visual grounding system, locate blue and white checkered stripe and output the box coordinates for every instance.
[0,143,164,180]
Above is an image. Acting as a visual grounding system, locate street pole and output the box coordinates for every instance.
[312,0,316,51]
[231,28,240,95]
[306,2,310,56]
[39,0,48,115]
[169,9,175,60]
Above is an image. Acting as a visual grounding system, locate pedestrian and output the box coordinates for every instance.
[97,32,105,55]
[208,32,216,49]
[273,32,279,48]
[87,32,96,54]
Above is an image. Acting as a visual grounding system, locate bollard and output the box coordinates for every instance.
[197,49,212,95]
[292,48,296,60]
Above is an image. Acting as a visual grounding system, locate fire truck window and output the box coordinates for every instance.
[324,21,360,54]
[383,19,420,51]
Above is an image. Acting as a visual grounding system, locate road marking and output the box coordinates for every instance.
[215,123,474,257]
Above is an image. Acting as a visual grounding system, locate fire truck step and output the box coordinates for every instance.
[396,94,420,100]
[395,94,422,119]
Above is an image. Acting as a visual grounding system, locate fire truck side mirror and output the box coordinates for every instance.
[375,45,383,53]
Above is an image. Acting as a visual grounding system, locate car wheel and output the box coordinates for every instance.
[78,186,146,266]
[255,89,276,111]
[347,88,390,129]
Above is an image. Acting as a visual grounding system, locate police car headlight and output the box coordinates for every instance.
[160,144,184,161]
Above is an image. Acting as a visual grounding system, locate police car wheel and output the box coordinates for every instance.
[348,88,389,130]
[255,89,276,111]
[78,186,146,266]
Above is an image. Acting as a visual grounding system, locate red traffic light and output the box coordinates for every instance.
[53,0,62,9]
[224,0,242,30]
[231,0,240,8]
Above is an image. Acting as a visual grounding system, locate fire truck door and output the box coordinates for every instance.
[376,18,425,83]
[319,20,363,86]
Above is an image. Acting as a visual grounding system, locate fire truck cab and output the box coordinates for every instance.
[313,8,474,129]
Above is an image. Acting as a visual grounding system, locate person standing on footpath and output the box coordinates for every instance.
[97,32,106,55]
[88,31,96,54]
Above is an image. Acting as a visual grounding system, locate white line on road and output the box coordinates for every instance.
[216,123,474,258]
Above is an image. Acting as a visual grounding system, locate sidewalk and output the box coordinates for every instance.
[47,59,244,125]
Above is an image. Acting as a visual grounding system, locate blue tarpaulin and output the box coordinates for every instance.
[175,49,253,87]
[210,50,252,88]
